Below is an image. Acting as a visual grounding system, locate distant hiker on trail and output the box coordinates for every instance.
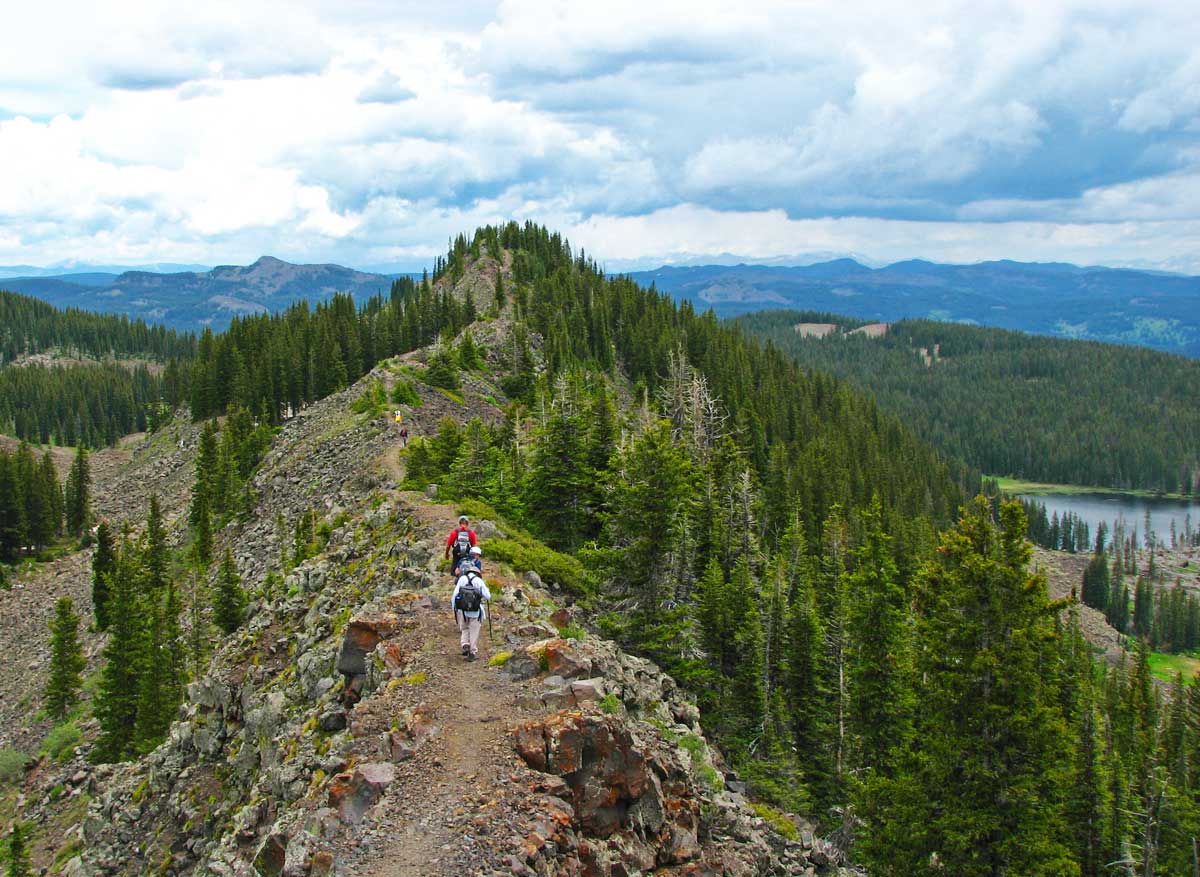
[444,515,478,576]
[451,565,491,661]
[399,425,408,447]
[466,544,483,573]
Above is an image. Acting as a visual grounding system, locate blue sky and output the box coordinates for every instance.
[0,0,1198,272]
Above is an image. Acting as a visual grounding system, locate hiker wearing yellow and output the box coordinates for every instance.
[451,558,491,661]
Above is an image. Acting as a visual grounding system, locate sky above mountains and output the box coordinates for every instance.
[1,1,1198,273]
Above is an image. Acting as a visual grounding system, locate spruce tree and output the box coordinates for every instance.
[5,823,31,877]
[526,394,588,550]
[873,498,1075,876]
[92,541,143,762]
[134,577,184,753]
[457,330,482,371]
[64,444,90,537]
[44,596,85,721]
[213,549,247,634]
[845,498,911,776]
[144,496,168,597]
[1081,549,1110,611]
[91,520,116,630]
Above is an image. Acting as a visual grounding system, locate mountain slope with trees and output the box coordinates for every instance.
[737,311,1200,494]
[4,224,1199,875]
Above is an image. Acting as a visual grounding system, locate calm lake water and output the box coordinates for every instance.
[1020,492,1200,544]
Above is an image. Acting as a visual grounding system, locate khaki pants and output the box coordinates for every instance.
[457,613,482,655]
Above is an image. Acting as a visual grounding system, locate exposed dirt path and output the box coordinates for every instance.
[333,505,548,877]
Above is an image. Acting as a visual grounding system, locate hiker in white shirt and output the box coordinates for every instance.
[451,559,491,661]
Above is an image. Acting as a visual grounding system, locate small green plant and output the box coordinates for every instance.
[599,693,622,715]
[402,672,427,685]
[390,379,422,408]
[679,734,706,759]
[351,380,389,418]
[697,765,723,793]
[487,651,513,667]
[560,623,585,641]
[40,720,83,762]
[0,747,27,784]
[751,802,800,841]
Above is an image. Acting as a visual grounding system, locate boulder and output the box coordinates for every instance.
[336,613,401,676]
[252,834,287,877]
[327,762,396,824]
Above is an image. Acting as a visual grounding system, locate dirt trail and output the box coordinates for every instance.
[334,506,545,877]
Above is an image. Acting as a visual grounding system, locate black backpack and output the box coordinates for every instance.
[452,528,472,562]
[454,571,483,614]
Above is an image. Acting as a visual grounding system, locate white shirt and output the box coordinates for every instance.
[451,572,492,619]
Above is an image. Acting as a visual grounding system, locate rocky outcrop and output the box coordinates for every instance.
[510,709,822,876]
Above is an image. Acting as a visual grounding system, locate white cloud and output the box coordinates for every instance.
[0,0,1198,273]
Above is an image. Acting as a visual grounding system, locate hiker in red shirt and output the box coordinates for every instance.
[444,515,478,576]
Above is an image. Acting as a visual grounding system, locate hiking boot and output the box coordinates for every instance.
[462,644,470,657]
[467,653,477,662]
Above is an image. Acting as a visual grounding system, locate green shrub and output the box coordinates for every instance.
[751,802,800,841]
[0,747,28,783]
[351,380,389,417]
[560,623,585,641]
[424,349,460,390]
[486,539,594,598]
[679,734,706,759]
[488,651,513,667]
[697,764,723,793]
[41,720,83,762]
[390,379,422,408]
[599,693,622,715]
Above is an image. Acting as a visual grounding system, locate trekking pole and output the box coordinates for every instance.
[487,599,493,640]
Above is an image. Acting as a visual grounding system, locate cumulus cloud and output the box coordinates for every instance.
[0,0,1198,273]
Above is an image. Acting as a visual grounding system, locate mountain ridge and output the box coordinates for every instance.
[629,259,1200,355]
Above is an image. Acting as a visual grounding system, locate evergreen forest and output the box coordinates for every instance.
[736,311,1200,494]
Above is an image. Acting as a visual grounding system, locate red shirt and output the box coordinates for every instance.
[445,527,478,554]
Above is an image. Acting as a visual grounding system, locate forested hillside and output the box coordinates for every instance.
[7,224,1200,874]
[633,260,1200,356]
[738,311,1200,494]
[0,290,193,363]
[0,290,194,447]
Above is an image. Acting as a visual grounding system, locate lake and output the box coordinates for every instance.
[1020,492,1200,545]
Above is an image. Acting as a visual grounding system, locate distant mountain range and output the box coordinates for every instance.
[627,260,1200,356]
[0,257,397,331]
[3,255,1198,355]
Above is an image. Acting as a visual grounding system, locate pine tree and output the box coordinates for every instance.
[526,392,589,550]
[213,549,247,634]
[726,558,766,750]
[872,498,1075,876]
[64,444,90,537]
[44,596,85,721]
[185,571,210,677]
[845,498,911,776]
[782,528,835,807]
[134,576,184,753]
[92,541,144,762]
[91,520,116,630]
[1081,548,1110,611]
[135,493,165,580]
[5,823,32,877]
[457,330,483,371]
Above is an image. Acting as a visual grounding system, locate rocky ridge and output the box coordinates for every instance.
[53,355,850,876]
